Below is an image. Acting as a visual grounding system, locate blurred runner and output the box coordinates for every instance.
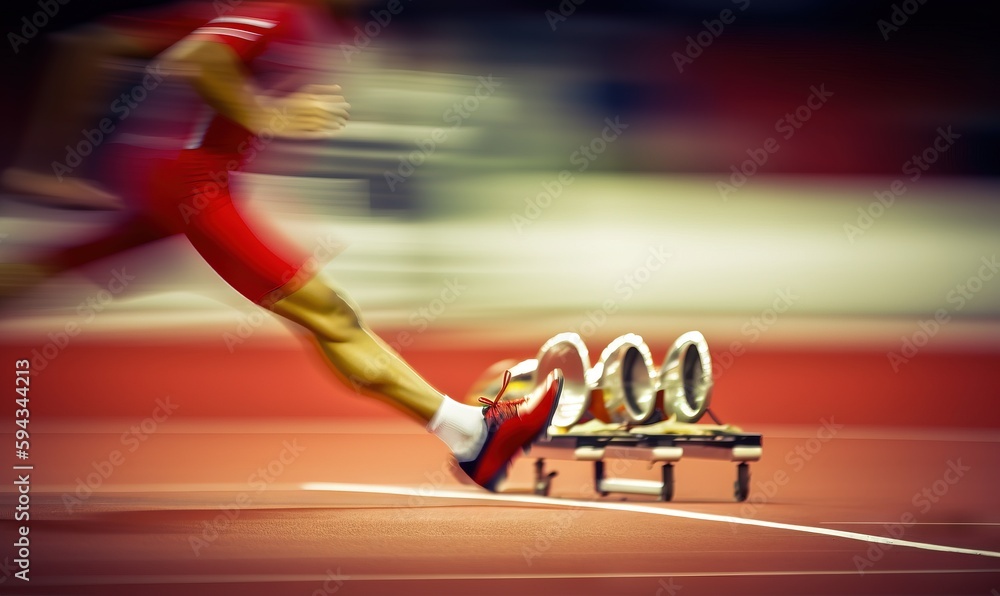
[1,0,562,491]
[2,1,220,209]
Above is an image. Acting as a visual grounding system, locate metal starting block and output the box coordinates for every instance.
[530,427,762,501]
[467,331,764,502]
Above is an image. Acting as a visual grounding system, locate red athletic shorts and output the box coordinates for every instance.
[51,146,310,305]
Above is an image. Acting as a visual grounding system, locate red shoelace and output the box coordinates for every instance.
[478,370,526,430]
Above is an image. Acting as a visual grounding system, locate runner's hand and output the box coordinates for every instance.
[264,84,350,139]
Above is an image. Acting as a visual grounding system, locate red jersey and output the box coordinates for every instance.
[185,2,326,155]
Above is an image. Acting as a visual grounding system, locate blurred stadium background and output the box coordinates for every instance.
[1,0,998,430]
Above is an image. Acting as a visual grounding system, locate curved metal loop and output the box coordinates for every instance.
[480,330,715,429]
[595,333,657,424]
[534,332,592,428]
[658,331,714,423]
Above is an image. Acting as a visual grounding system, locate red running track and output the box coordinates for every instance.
[1,330,999,594]
[2,423,1000,595]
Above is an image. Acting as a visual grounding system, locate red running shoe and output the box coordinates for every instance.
[457,368,564,492]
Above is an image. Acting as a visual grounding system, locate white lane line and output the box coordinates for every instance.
[31,568,1000,586]
[301,482,1000,560]
[822,522,1000,526]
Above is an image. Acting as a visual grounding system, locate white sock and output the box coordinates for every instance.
[427,396,487,462]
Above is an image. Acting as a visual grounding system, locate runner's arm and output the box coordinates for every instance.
[159,38,272,134]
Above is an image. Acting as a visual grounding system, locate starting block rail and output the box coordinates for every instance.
[529,431,763,502]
